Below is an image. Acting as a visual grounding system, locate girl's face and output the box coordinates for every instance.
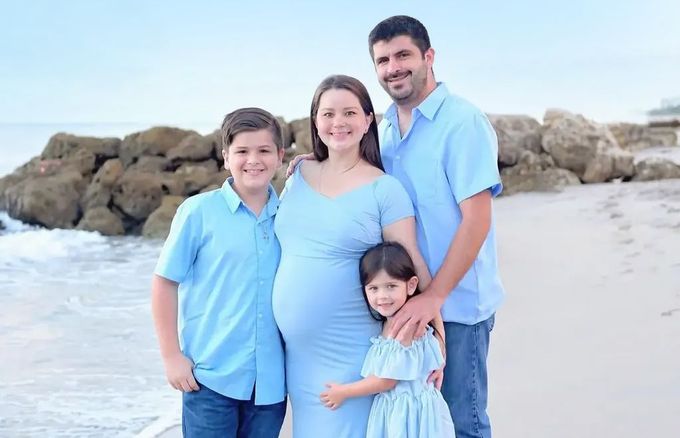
[364,269,418,318]
[314,88,373,155]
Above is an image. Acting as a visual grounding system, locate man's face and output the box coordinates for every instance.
[371,35,434,106]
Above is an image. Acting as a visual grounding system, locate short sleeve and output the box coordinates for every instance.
[444,111,503,203]
[361,329,444,381]
[154,199,201,283]
[373,175,414,227]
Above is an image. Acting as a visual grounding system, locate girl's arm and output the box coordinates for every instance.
[320,376,397,410]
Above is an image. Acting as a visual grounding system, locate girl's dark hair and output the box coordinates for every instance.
[359,241,422,323]
[309,74,384,171]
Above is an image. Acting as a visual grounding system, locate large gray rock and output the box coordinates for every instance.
[175,160,224,195]
[632,157,680,181]
[81,159,124,211]
[142,195,186,239]
[126,156,170,173]
[541,109,634,183]
[3,171,86,228]
[488,114,542,167]
[608,124,678,151]
[76,206,125,235]
[500,151,581,196]
[290,118,313,154]
[167,132,218,163]
[111,171,165,220]
[42,133,120,162]
[119,127,197,167]
[276,117,294,149]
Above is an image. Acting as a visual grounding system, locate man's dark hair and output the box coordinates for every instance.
[368,15,431,58]
[220,107,283,150]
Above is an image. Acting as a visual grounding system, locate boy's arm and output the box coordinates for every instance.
[320,376,397,410]
[151,274,199,392]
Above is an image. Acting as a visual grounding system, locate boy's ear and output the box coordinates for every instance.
[277,147,285,164]
[222,149,229,169]
[407,276,418,296]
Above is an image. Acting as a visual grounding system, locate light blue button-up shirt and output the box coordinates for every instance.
[380,83,505,325]
[155,177,285,404]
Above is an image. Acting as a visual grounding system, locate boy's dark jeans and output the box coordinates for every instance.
[182,383,286,438]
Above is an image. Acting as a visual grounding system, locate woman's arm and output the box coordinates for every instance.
[320,376,397,410]
[383,216,431,285]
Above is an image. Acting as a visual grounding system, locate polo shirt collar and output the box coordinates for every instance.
[220,177,280,216]
[384,82,449,125]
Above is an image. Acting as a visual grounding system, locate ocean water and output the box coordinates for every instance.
[0,123,219,436]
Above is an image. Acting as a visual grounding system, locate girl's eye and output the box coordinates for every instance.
[345,111,356,116]
[322,112,333,117]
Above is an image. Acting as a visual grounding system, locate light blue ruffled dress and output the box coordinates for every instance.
[362,327,456,438]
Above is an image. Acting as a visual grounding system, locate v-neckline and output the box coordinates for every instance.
[297,165,387,201]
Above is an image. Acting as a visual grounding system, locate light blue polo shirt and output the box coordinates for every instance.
[380,83,505,325]
[154,177,285,405]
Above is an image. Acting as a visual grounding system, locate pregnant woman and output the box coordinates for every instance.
[272,75,430,437]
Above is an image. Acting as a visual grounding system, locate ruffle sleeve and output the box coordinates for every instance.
[361,327,444,381]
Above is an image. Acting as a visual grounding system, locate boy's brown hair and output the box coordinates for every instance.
[220,107,284,150]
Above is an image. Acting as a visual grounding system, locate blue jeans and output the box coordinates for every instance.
[441,314,495,438]
[182,383,286,438]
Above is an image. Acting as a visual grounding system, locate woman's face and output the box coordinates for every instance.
[314,88,372,155]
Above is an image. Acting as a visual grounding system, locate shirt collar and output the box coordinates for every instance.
[384,82,449,126]
[220,177,280,217]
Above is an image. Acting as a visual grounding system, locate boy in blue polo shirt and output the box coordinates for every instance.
[151,107,286,437]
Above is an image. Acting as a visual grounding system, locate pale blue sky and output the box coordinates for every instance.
[1,0,678,125]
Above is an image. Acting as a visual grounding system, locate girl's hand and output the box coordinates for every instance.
[427,364,445,390]
[320,382,347,410]
[163,352,199,392]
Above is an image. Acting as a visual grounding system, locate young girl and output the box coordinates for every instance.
[320,241,455,437]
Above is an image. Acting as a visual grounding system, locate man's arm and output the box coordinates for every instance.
[151,274,199,392]
[388,189,493,336]
[320,376,397,410]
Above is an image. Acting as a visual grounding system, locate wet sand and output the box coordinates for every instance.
[153,179,680,438]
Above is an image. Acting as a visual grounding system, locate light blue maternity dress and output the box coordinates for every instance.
[272,165,414,437]
[362,327,455,438]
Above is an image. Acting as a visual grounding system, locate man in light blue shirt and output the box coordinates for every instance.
[151,108,286,437]
[369,16,505,438]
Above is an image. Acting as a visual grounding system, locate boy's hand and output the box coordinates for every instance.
[163,352,200,392]
[320,382,347,410]
[285,153,314,177]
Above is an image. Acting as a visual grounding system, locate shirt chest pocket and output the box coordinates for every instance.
[404,159,447,205]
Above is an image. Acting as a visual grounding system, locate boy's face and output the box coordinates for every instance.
[222,129,284,194]
[371,35,434,106]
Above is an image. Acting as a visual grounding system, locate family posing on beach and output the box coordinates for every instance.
[151,16,504,438]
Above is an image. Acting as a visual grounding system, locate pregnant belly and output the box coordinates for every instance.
[272,256,377,344]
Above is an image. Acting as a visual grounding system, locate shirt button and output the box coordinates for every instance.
[259,250,263,255]
[395,155,400,160]
[259,281,264,285]
[258,314,263,318]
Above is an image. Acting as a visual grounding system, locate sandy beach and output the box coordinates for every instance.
[150,179,680,437]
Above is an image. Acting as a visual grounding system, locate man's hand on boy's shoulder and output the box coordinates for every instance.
[285,153,314,177]
[163,352,200,392]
